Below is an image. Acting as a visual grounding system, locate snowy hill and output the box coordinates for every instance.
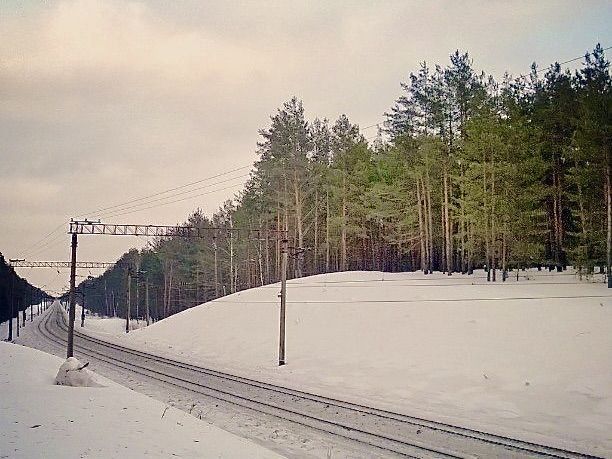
[115,269,612,455]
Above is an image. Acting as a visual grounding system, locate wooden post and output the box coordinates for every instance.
[67,232,78,358]
[279,238,288,366]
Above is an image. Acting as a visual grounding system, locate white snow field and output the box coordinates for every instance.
[84,268,609,457]
[0,342,284,458]
[74,303,144,334]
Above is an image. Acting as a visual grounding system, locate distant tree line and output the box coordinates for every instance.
[0,253,51,339]
[76,44,610,320]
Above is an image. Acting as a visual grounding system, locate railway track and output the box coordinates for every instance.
[37,305,601,459]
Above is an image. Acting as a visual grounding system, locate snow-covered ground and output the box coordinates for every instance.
[74,303,145,334]
[0,341,284,458]
[93,268,610,457]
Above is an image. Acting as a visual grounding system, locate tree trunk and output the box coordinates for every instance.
[443,165,452,276]
[426,173,434,274]
[416,176,427,273]
[607,147,611,287]
[460,163,466,273]
[341,173,348,271]
[265,230,270,284]
[293,168,304,277]
[229,216,235,294]
[326,187,330,272]
[276,198,281,280]
[314,189,319,274]
[145,279,150,326]
[491,153,497,282]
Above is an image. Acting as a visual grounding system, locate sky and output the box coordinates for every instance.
[1,0,611,294]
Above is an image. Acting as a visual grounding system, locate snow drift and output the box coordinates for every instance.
[55,357,103,387]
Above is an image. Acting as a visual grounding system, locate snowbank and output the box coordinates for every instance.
[0,342,284,458]
[123,269,611,456]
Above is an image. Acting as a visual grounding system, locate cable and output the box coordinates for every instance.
[24,232,68,259]
[91,173,250,220]
[17,163,252,258]
[215,294,611,304]
[75,164,252,218]
[99,181,246,220]
[19,220,70,258]
[531,45,612,75]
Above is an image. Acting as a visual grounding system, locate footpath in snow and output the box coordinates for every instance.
[0,341,284,458]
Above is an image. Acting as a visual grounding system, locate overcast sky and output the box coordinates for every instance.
[1,0,611,293]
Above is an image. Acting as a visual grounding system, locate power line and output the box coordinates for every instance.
[24,232,68,259]
[531,45,612,75]
[17,163,253,258]
[98,181,247,220]
[75,164,252,218]
[19,221,70,258]
[215,294,611,304]
[91,173,250,220]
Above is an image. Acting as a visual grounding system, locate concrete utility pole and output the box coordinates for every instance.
[67,232,78,358]
[278,238,288,366]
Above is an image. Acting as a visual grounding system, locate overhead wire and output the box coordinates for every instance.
[99,181,246,220]
[16,163,253,258]
[75,164,252,218]
[19,220,70,258]
[215,294,611,304]
[91,173,250,220]
[530,45,612,75]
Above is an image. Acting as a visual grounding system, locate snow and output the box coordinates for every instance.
[55,356,103,387]
[0,341,284,458]
[74,303,144,335]
[105,268,612,457]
